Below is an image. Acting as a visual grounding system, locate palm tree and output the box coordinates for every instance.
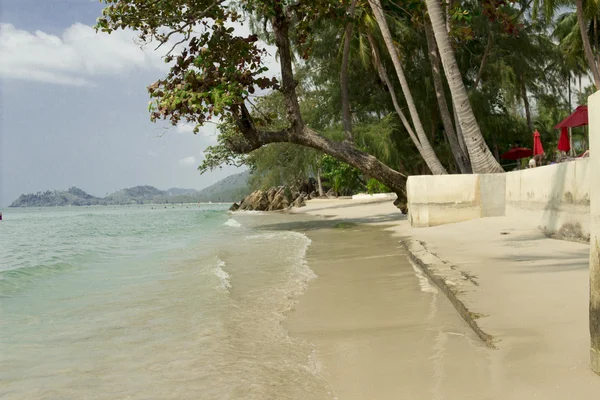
[575,0,600,89]
[368,0,448,175]
[534,0,600,90]
[425,0,504,173]
[554,9,596,104]
[357,9,452,171]
[423,16,472,173]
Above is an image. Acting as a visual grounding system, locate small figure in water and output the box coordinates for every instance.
[0,212,3,220]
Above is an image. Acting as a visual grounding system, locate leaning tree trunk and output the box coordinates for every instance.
[228,3,409,199]
[340,0,358,142]
[576,0,600,90]
[367,33,422,153]
[424,18,471,173]
[446,1,469,160]
[425,0,504,173]
[368,0,447,175]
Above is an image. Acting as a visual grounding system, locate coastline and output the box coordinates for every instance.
[276,197,600,398]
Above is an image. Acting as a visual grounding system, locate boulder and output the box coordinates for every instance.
[266,187,278,204]
[297,179,316,195]
[237,185,313,211]
[239,190,269,211]
[292,195,306,208]
[268,187,291,211]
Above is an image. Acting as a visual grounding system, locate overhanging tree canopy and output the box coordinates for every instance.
[96,0,409,195]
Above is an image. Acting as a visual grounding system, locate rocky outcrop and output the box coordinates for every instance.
[230,186,309,212]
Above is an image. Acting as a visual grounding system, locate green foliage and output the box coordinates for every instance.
[320,155,363,195]
[198,119,248,174]
[95,0,591,185]
[97,0,279,129]
[366,178,390,194]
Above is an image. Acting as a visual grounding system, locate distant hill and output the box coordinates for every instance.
[196,171,251,203]
[103,185,166,205]
[9,171,252,207]
[166,188,199,196]
[10,187,103,207]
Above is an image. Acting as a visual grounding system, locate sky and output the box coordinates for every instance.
[0,0,278,207]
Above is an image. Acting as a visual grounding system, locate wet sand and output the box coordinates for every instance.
[285,225,496,400]
[285,198,600,399]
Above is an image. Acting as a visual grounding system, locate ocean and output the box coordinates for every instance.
[0,205,333,399]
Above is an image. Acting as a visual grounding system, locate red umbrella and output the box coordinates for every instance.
[533,130,544,155]
[557,127,570,152]
[554,105,588,129]
[500,147,533,160]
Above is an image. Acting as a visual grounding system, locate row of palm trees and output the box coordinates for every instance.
[338,0,599,175]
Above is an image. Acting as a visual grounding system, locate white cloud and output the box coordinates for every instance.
[178,156,197,166]
[0,23,169,85]
[0,20,280,87]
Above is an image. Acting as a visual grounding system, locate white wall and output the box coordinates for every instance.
[407,174,505,227]
[407,159,590,238]
[505,159,590,239]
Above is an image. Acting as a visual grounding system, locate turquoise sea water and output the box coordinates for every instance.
[0,205,331,399]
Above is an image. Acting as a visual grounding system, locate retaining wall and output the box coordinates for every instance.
[407,173,506,227]
[407,159,590,238]
[505,159,591,240]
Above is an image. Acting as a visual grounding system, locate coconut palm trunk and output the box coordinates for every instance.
[367,33,422,153]
[368,0,447,175]
[425,0,504,173]
[576,0,600,90]
[424,18,471,173]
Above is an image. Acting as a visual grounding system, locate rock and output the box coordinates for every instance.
[266,187,278,204]
[268,187,290,211]
[292,195,306,208]
[236,185,311,212]
[239,190,269,211]
[297,179,316,195]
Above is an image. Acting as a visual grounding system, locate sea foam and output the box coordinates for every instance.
[223,218,242,228]
[214,258,232,291]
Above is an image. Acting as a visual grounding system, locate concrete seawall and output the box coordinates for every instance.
[407,159,591,240]
[406,174,505,227]
[506,159,590,240]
